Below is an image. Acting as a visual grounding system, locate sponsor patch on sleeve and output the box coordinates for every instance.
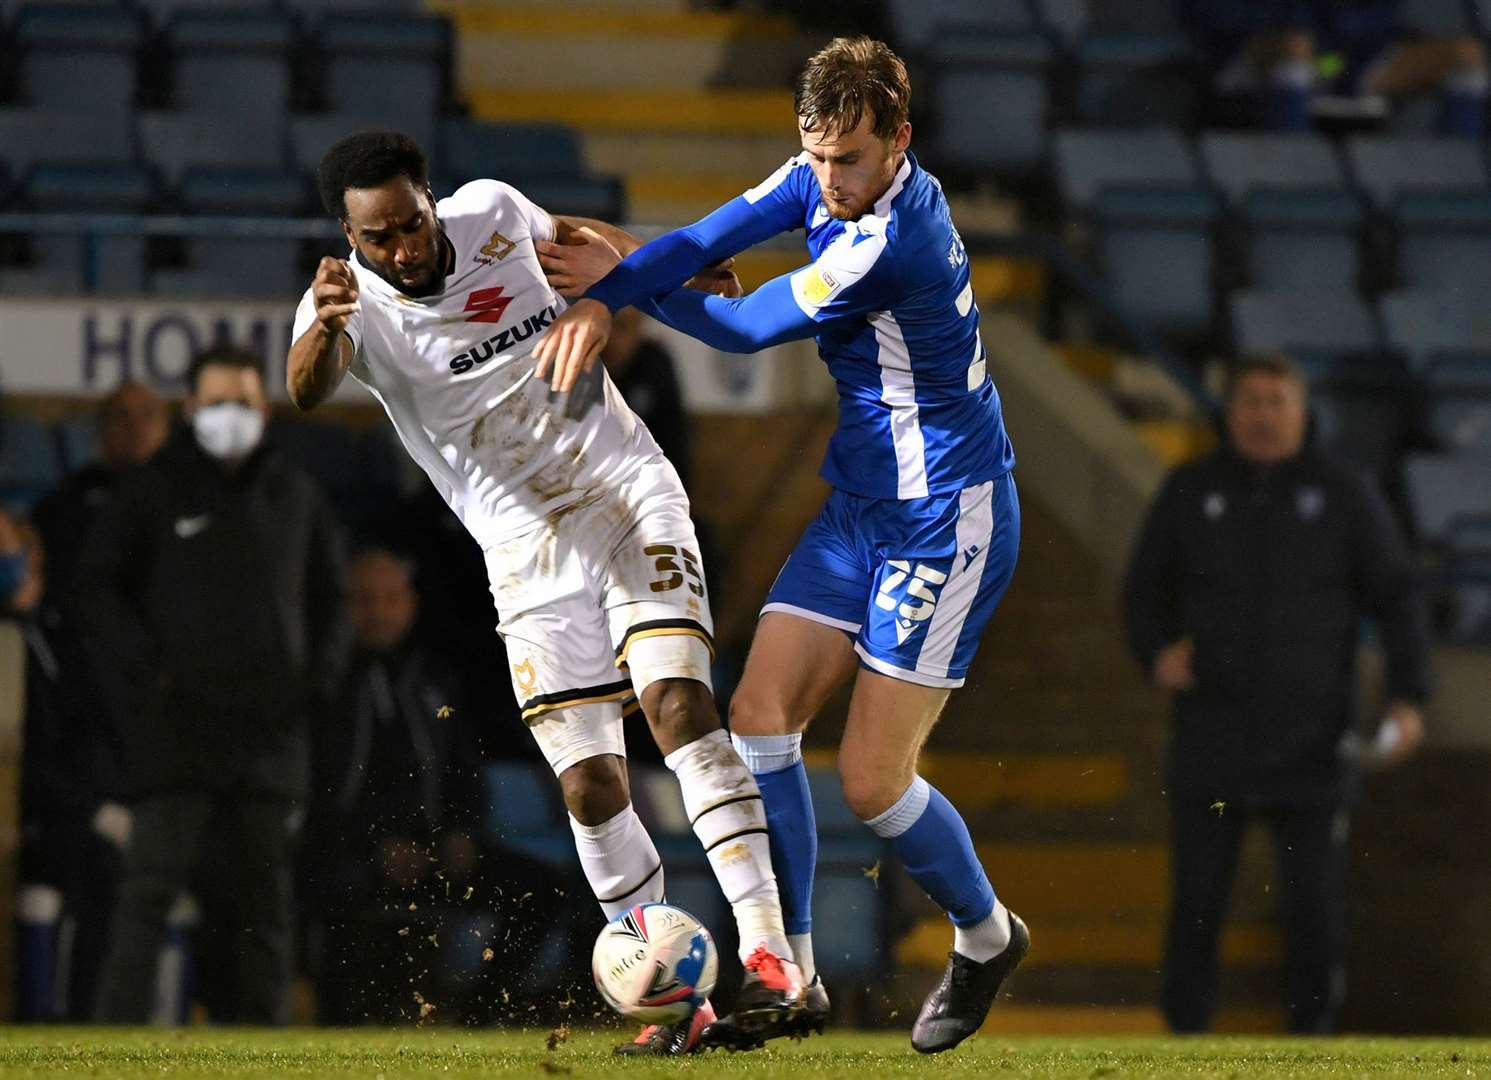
[792,265,840,309]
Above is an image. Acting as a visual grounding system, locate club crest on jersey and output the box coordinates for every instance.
[475,230,517,265]
[449,303,559,374]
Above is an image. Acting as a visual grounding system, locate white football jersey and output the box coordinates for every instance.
[293,179,657,550]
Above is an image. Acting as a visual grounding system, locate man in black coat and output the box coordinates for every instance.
[77,345,349,1025]
[1123,353,1431,1034]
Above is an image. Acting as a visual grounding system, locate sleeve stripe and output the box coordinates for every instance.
[743,155,805,205]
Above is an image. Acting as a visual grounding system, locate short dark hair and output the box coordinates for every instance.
[187,344,263,393]
[795,36,911,141]
[1224,352,1307,401]
[317,130,428,219]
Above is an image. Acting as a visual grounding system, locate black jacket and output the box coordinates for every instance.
[72,432,349,801]
[1123,443,1431,803]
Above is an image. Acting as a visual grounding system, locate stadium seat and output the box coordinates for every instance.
[1094,186,1218,338]
[1198,132,1348,206]
[886,0,1035,55]
[1398,0,1474,35]
[291,111,437,183]
[1393,191,1491,295]
[1241,189,1364,291]
[926,31,1051,177]
[1229,289,1380,358]
[54,416,97,472]
[0,108,133,172]
[19,162,154,293]
[138,109,287,186]
[1072,30,1197,128]
[0,412,63,512]
[1034,0,1177,36]
[479,763,572,867]
[166,8,297,113]
[1345,136,1489,210]
[1405,451,1491,543]
[1424,355,1491,452]
[1053,128,1198,212]
[13,4,141,115]
[434,118,623,217]
[1443,515,1491,644]
[317,12,449,130]
[1380,290,1491,373]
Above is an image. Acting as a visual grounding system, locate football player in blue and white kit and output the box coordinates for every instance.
[533,37,1028,1055]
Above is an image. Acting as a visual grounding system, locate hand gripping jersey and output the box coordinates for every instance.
[293,179,657,550]
[583,151,1016,501]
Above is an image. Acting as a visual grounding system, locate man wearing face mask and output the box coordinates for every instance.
[1123,353,1432,1034]
[74,345,350,1024]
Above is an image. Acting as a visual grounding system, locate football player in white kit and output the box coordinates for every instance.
[285,131,803,1054]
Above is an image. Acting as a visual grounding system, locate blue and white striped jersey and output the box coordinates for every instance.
[583,150,1016,500]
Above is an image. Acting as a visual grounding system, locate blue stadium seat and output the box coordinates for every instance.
[55,416,97,472]
[1094,186,1218,337]
[1345,136,1489,211]
[1393,191,1491,295]
[138,110,287,185]
[1424,355,1491,452]
[291,112,437,182]
[1072,31,1197,128]
[810,870,885,983]
[0,108,134,172]
[886,0,1034,55]
[1398,0,1473,34]
[166,8,297,113]
[435,118,623,218]
[317,12,448,130]
[1443,515,1491,644]
[926,31,1051,177]
[13,4,141,115]
[1380,290,1491,373]
[19,162,154,293]
[0,413,62,512]
[1053,128,1198,212]
[1242,189,1364,291]
[1476,0,1491,34]
[153,166,307,297]
[480,762,572,867]
[1199,132,1348,207]
[1229,289,1380,358]
[1405,451,1491,544]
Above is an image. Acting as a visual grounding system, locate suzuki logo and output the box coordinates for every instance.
[464,287,513,324]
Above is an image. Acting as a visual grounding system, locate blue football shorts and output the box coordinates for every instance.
[761,472,1020,688]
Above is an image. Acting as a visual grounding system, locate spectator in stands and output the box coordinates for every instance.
[1123,352,1432,1034]
[301,546,485,1023]
[33,382,169,600]
[5,514,127,1022]
[1179,0,1488,136]
[77,345,349,1025]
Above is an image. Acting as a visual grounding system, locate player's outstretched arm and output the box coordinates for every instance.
[642,274,818,354]
[538,226,741,300]
[287,257,359,411]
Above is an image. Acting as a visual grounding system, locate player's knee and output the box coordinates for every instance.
[727,688,791,737]
[837,761,903,822]
[642,677,717,755]
[559,755,630,826]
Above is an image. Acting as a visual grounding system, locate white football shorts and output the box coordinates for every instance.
[483,452,715,776]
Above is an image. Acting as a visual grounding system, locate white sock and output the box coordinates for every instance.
[954,897,1012,964]
[569,805,664,921]
[789,932,816,984]
[664,729,791,961]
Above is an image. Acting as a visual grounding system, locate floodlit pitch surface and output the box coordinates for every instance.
[1,1029,1489,1078]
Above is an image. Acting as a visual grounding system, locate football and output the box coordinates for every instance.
[591,903,719,1024]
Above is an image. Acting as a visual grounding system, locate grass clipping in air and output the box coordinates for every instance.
[1,1029,1489,1078]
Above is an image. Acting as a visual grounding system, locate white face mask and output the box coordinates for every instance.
[192,402,265,461]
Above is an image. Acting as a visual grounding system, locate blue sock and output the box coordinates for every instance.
[731,734,816,936]
[866,777,994,927]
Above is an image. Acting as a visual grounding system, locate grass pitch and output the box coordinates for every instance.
[0,1028,1488,1078]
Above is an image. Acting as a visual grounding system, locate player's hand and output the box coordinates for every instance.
[1152,638,1196,693]
[685,258,743,298]
[536,226,623,298]
[534,298,612,393]
[92,801,133,850]
[312,256,359,334]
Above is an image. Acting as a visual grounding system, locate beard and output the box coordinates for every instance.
[822,193,860,220]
